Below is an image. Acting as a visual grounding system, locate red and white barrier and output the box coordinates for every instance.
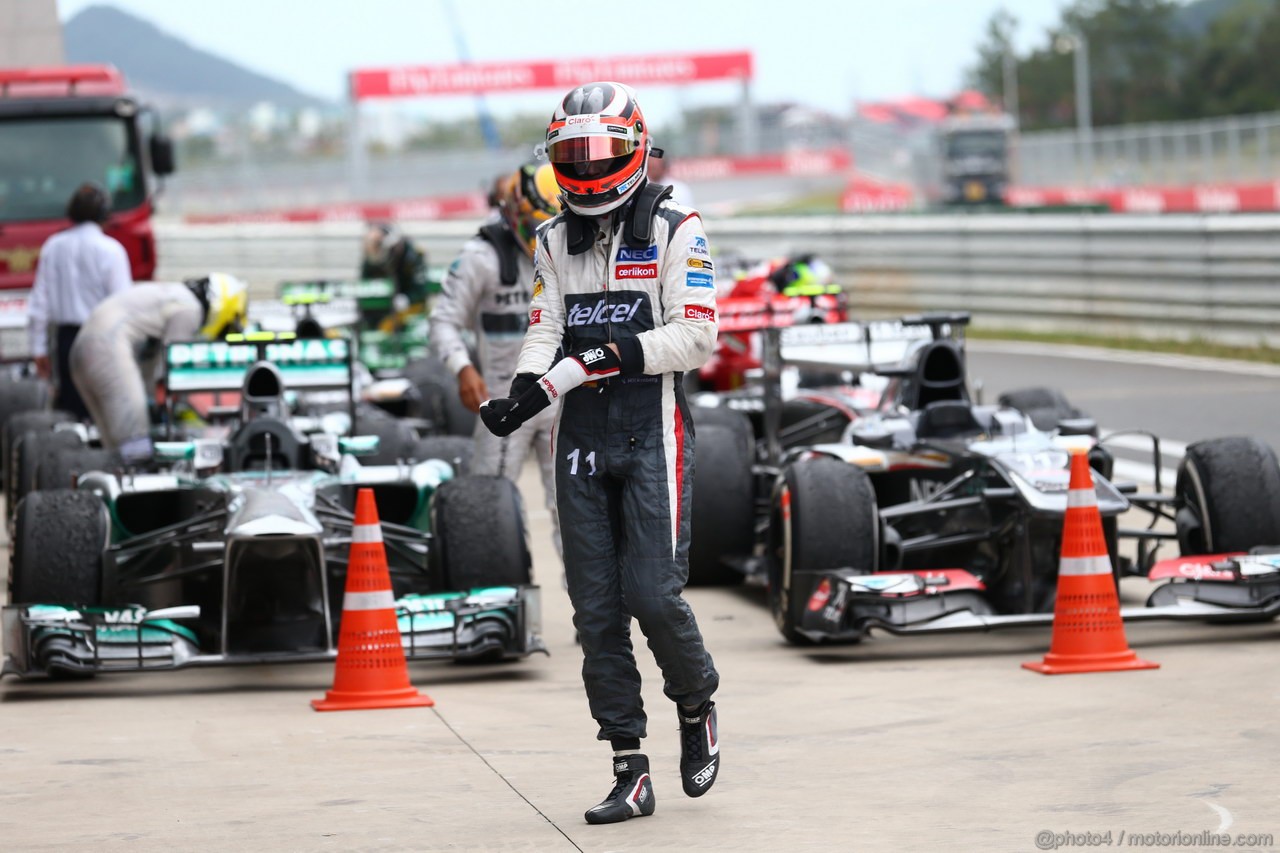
[1007,181,1280,214]
[840,176,915,213]
[671,148,852,182]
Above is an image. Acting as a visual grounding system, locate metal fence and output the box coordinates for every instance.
[162,106,853,217]
[847,110,1280,193]
[164,106,1280,215]
[156,213,1280,348]
[164,146,528,217]
[1018,111,1280,188]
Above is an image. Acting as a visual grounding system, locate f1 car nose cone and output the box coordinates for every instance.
[231,514,321,537]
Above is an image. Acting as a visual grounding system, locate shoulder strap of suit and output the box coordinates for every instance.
[477,222,520,286]
[623,181,673,249]
[563,211,597,256]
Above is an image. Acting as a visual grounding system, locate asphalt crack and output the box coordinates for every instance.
[432,707,583,851]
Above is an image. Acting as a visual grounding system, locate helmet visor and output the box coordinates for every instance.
[548,135,637,164]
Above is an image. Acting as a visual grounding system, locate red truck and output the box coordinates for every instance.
[0,64,174,359]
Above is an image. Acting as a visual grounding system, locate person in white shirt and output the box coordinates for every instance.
[26,183,132,418]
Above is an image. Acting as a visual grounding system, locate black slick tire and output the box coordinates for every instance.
[767,458,878,644]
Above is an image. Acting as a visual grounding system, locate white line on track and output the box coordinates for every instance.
[1204,801,1234,832]
[1110,458,1180,489]
[1101,431,1189,459]
[969,339,1280,379]
[1101,429,1183,488]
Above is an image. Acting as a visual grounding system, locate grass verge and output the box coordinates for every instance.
[734,189,845,215]
[968,326,1280,365]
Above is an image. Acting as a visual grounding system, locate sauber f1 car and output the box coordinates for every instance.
[688,313,1280,644]
[695,254,847,393]
[2,336,542,679]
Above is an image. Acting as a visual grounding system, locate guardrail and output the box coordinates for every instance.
[155,214,1280,348]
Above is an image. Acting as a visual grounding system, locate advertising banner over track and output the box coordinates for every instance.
[350,51,753,100]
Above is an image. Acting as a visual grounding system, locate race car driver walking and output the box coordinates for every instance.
[480,81,720,824]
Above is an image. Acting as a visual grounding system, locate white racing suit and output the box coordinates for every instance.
[515,189,720,745]
[429,224,561,555]
[70,283,203,451]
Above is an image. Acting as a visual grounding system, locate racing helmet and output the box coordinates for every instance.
[501,162,563,256]
[545,81,649,216]
[196,272,249,339]
[773,256,838,297]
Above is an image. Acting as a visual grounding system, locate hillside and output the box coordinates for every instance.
[64,4,330,110]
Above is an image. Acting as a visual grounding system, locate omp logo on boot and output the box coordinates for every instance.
[566,294,649,328]
[685,305,716,322]
[693,760,717,787]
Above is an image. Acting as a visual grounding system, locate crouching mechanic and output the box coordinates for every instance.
[480,82,720,825]
[70,273,248,461]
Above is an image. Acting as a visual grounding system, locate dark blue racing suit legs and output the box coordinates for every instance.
[513,190,722,747]
[556,374,718,743]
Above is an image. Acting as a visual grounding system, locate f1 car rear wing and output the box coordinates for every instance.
[164,334,354,395]
[753,312,971,463]
[758,312,971,374]
[718,293,844,333]
[279,278,395,309]
[246,279,397,336]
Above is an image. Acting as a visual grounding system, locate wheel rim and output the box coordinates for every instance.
[1180,459,1213,553]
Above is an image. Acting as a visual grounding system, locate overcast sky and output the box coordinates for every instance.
[58,0,1077,122]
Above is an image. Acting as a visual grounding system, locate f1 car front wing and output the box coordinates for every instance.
[1,586,546,679]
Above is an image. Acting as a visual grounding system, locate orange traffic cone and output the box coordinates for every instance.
[312,488,435,710]
[1023,450,1159,675]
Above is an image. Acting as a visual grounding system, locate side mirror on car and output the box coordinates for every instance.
[150,134,176,177]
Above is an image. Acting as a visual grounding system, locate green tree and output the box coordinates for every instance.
[967,0,1188,130]
[967,7,1020,114]
[1182,0,1280,116]
[1061,0,1186,126]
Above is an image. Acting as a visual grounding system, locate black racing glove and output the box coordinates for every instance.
[509,372,538,398]
[480,347,622,437]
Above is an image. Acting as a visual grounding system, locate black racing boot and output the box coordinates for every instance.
[678,701,719,797]
[584,754,655,825]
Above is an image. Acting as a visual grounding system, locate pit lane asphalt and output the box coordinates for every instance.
[2,346,1279,852]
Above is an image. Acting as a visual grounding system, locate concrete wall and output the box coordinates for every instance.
[0,0,64,68]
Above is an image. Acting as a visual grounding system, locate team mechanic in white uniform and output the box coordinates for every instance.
[429,162,564,554]
[479,82,720,825]
[70,274,247,460]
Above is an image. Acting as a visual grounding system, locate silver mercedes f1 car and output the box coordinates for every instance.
[2,335,543,679]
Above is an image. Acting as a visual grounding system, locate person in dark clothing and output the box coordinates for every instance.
[359,222,429,307]
[480,81,721,825]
